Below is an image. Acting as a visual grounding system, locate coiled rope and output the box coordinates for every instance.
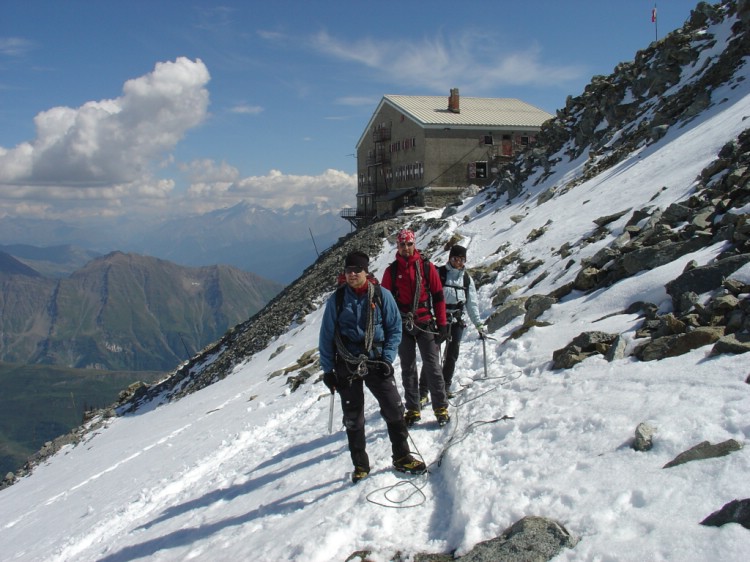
[334,282,390,378]
[400,259,438,336]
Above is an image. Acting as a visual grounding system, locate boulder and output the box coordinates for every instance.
[701,498,750,530]
[663,439,743,468]
[633,422,656,452]
[487,298,528,332]
[456,516,578,562]
[665,255,750,311]
[635,327,725,361]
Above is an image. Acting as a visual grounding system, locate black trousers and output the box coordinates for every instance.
[400,326,447,411]
[419,320,464,395]
[335,357,410,469]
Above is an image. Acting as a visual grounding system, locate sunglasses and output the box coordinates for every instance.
[451,255,466,262]
[345,266,364,274]
[399,241,414,247]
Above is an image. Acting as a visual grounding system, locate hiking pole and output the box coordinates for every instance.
[481,333,488,378]
[479,331,496,378]
[328,391,335,434]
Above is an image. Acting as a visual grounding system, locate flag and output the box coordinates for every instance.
[652,7,657,23]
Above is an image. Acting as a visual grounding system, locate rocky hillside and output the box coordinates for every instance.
[0,252,282,371]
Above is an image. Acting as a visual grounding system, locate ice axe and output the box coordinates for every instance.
[327,391,335,434]
[479,330,495,378]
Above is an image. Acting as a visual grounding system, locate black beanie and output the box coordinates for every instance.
[449,244,467,259]
[345,251,369,271]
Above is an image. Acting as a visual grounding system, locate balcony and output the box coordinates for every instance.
[372,126,391,142]
[366,151,390,166]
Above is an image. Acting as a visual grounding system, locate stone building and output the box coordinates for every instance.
[343,88,552,227]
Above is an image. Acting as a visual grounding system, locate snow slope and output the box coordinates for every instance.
[1,8,750,562]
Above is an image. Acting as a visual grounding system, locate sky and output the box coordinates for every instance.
[0,0,704,227]
[0,10,748,558]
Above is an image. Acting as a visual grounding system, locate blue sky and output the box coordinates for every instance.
[0,0,701,224]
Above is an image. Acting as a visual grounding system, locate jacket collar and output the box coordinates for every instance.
[396,249,421,266]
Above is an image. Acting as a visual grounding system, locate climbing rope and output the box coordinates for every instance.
[364,368,521,509]
[334,283,389,379]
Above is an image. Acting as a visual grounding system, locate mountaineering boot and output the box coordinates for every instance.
[404,409,421,428]
[419,393,429,407]
[434,407,450,427]
[352,466,370,484]
[393,454,427,475]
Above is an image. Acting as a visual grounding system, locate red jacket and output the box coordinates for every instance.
[381,250,447,327]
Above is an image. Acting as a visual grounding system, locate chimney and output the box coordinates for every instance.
[448,88,460,113]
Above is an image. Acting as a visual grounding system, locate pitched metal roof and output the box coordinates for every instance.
[383,94,553,129]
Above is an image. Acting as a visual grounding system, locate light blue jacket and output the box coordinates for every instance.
[318,283,402,373]
[442,263,481,327]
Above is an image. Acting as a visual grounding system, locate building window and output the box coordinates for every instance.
[468,161,488,179]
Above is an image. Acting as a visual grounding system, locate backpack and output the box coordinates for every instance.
[438,264,470,314]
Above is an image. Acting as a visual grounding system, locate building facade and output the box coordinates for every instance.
[344,89,552,227]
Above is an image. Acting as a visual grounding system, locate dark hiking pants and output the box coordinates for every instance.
[335,358,409,469]
[420,320,464,395]
[399,327,447,412]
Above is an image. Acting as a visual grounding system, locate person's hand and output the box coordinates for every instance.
[436,324,449,345]
[476,323,487,337]
[323,371,337,393]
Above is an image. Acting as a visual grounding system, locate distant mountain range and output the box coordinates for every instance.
[0,243,102,277]
[0,202,352,283]
[0,250,283,371]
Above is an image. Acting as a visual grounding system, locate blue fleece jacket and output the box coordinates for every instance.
[318,283,402,373]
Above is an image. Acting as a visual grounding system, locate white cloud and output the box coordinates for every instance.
[0,37,34,57]
[230,104,264,115]
[335,96,378,107]
[309,30,583,93]
[185,166,356,211]
[0,57,210,192]
[181,158,240,184]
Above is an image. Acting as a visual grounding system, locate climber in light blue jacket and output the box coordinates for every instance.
[419,244,484,400]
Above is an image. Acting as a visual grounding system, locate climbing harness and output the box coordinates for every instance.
[333,282,391,380]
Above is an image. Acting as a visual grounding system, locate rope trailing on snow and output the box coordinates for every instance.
[364,368,520,508]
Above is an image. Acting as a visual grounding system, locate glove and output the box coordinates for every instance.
[379,362,395,378]
[322,371,337,393]
[476,323,487,337]
[435,324,449,345]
